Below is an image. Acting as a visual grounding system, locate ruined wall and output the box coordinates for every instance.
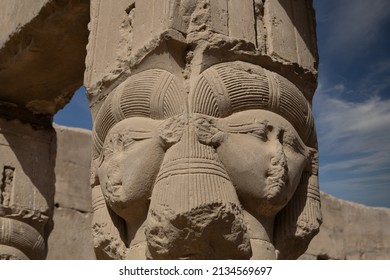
[46,125,95,260]
[301,192,390,260]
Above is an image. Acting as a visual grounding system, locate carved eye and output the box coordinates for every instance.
[249,127,268,141]
[102,137,121,159]
[250,123,272,141]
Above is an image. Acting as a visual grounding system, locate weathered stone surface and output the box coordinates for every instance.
[301,192,390,260]
[44,126,390,260]
[0,117,55,259]
[46,125,95,259]
[54,125,92,213]
[263,0,318,72]
[0,0,89,259]
[0,0,89,118]
[0,0,49,48]
[46,207,95,260]
[86,0,320,260]
[85,0,318,112]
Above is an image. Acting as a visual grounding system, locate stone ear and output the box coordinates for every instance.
[273,149,322,259]
[91,185,127,259]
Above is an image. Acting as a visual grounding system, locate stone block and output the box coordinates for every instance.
[302,192,390,260]
[263,0,318,72]
[46,207,95,260]
[0,0,89,117]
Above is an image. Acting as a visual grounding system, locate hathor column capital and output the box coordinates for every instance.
[86,0,321,260]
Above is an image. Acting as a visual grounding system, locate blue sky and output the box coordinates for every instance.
[54,0,390,208]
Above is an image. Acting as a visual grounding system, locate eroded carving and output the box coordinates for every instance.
[91,61,321,259]
[1,166,14,206]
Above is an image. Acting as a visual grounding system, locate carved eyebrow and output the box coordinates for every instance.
[226,120,268,133]
[107,128,153,141]
[103,129,154,154]
[122,129,154,140]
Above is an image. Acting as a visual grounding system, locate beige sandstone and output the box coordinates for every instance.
[0,0,89,120]
[301,192,390,260]
[5,0,384,261]
[0,0,89,259]
[43,128,390,260]
[46,125,95,259]
[0,118,55,259]
[86,0,320,260]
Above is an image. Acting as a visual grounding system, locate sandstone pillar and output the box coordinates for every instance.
[0,0,89,259]
[0,118,54,259]
[86,0,321,260]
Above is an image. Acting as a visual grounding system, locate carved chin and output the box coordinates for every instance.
[262,184,291,212]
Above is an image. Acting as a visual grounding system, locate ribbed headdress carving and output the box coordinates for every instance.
[91,61,321,260]
[92,69,186,160]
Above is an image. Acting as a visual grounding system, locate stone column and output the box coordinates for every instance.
[0,118,54,259]
[0,0,89,259]
[86,0,321,260]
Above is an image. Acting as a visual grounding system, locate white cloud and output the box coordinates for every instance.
[314,90,390,154]
[313,84,390,207]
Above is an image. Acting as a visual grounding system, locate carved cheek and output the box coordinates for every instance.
[121,138,165,203]
[216,133,273,200]
[99,138,165,220]
[99,154,123,202]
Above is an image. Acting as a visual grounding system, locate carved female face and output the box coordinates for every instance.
[97,117,166,223]
[98,108,309,222]
[195,109,310,216]
[92,62,319,259]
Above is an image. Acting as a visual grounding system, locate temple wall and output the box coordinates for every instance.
[301,192,390,260]
[46,125,95,260]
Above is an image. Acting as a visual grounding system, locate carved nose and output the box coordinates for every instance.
[149,123,240,213]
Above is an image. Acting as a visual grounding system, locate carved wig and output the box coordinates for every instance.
[90,61,321,259]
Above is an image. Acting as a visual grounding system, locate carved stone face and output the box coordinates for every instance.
[97,110,310,258]
[195,110,309,216]
[98,117,165,224]
[92,61,320,259]
[98,110,309,215]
